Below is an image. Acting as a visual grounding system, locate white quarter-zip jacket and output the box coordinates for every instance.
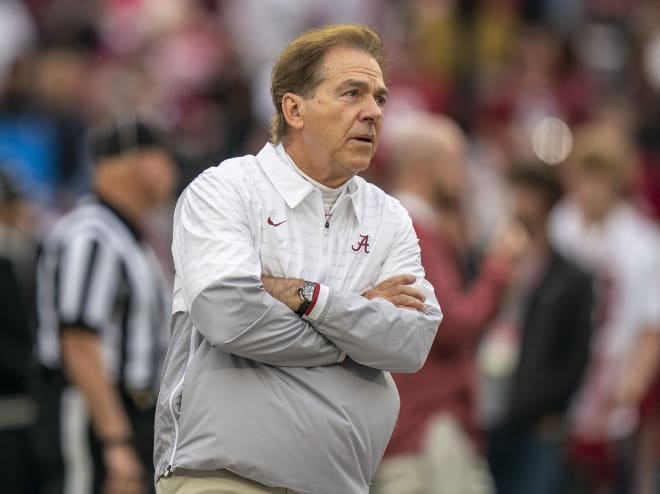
[153,142,442,494]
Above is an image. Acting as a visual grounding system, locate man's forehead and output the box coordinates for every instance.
[320,46,385,84]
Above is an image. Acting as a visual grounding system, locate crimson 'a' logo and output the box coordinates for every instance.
[351,234,371,254]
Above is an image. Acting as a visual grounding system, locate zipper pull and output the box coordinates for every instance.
[163,465,173,477]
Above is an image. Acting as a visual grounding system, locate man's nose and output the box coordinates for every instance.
[360,96,384,123]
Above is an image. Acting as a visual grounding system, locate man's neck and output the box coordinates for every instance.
[94,185,146,229]
[582,201,619,227]
[283,142,350,189]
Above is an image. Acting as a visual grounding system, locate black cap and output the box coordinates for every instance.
[88,115,171,162]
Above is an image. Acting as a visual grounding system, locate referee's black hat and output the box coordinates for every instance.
[88,114,172,163]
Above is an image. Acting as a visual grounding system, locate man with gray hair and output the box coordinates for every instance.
[153,24,442,494]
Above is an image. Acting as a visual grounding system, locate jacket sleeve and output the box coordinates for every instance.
[175,170,344,368]
[304,208,442,373]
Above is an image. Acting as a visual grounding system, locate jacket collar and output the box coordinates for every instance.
[256,143,363,223]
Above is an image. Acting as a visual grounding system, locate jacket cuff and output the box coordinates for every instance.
[304,283,329,320]
[303,284,344,362]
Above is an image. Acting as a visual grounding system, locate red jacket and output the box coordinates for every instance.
[385,213,510,456]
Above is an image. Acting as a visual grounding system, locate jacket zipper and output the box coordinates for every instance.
[163,326,199,476]
[322,196,348,280]
[162,373,185,477]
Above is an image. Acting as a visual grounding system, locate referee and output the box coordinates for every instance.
[35,116,178,494]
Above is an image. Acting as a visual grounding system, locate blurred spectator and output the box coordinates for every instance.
[480,164,594,494]
[478,24,596,164]
[0,48,88,210]
[0,0,90,209]
[634,1,660,221]
[463,23,597,248]
[0,256,38,494]
[0,168,39,494]
[0,168,39,327]
[0,0,36,87]
[372,113,526,494]
[550,121,660,493]
[34,116,177,494]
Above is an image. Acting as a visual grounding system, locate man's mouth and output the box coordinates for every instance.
[352,135,374,144]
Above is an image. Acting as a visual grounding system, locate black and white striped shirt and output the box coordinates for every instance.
[37,196,171,393]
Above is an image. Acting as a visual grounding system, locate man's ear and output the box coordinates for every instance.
[282,93,305,131]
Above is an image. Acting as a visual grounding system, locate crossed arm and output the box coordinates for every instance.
[259,273,439,372]
[261,273,427,314]
[187,271,440,372]
[176,173,442,372]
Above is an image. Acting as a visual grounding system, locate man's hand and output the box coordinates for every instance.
[60,330,145,493]
[363,274,426,312]
[262,275,304,312]
[103,444,144,494]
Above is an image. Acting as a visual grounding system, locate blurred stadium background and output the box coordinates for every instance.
[1,0,659,220]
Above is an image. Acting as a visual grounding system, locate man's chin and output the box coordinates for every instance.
[346,155,373,173]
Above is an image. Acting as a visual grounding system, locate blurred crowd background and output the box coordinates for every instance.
[2,0,660,493]
[1,0,659,216]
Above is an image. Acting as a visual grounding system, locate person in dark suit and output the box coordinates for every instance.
[481,164,594,494]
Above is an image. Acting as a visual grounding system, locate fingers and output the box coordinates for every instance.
[103,447,145,494]
[368,284,425,303]
[373,274,417,290]
[389,294,427,312]
[363,275,419,298]
[362,278,427,311]
[394,285,426,302]
[104,476,144,494]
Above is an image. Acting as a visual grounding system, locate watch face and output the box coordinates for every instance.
[301,282,315,302]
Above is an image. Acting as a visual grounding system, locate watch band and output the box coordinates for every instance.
[296,299,311,316]
[295,281,318,316]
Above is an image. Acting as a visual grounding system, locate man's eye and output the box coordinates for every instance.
[376,95,387,106]
[343,90,358,98]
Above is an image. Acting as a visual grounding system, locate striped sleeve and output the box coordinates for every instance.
[56,234,123,332]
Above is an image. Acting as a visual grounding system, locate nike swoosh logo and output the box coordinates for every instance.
[267,217,287,227]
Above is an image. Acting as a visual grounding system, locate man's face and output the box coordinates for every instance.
[511,185,548,238]
[135,149,178,204]
[572,169,618,222]
[297,46,387,185]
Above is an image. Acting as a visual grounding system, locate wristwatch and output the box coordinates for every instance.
[296,281,317,316]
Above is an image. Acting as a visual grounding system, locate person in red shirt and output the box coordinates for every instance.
[372,113,527,494]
